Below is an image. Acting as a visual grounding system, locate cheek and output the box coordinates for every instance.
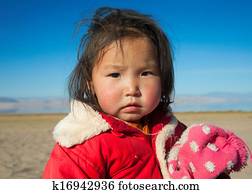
[94,84,121,110]
[142,80,161,106]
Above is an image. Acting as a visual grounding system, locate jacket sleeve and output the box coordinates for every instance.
[42,143,105,179]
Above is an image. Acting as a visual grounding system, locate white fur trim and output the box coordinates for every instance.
[167,127,190,167]
[53,100,110,147]
[178,127,190,145]
[155,115,178,179]
[167,145,180,162]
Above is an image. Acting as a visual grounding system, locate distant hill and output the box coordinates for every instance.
[1,93,252,113]
[0,97,69,113]
[0,97,18,103]
[173,92,252,112]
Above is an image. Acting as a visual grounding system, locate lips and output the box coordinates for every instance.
[121,103,141,113]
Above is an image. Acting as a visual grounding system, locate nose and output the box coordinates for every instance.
[124,77,141,97]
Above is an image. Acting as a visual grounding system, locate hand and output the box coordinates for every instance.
[167,124,250,179]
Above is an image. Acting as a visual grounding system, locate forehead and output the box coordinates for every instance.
[94,37,158,68]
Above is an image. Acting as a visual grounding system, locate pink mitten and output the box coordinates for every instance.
[167,124,251,179]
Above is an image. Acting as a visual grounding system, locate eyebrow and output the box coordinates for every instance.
[104,64,126,71]
[105,61,158,69]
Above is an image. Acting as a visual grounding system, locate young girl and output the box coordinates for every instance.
[43,7,251,179]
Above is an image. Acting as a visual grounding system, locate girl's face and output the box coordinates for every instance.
[91,37,161,122]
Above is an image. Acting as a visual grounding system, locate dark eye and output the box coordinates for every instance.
[108,73,120,78]
[141,71,154,76]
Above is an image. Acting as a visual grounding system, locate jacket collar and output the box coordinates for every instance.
[53,101,110,148]
[53,100,179,178]
[99,111,172,137]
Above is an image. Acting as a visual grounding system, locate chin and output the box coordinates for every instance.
[120,114,144,123]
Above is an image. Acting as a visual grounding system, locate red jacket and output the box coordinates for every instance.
[43,101,186,178]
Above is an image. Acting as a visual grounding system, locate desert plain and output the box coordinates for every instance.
[0,112,251,178]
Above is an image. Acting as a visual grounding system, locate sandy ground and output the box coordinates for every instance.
[0,112,251,179]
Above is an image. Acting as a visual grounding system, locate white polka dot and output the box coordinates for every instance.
[190,141,199,152]
[202,125,211,134]
[182,176,189,179]
[205,161,215,173]
[227,161,234,170]
[207,143,219,152]
[189,162,196,172]
[169,164,174,174]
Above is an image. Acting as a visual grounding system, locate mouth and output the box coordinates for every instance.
[121,103,141,113]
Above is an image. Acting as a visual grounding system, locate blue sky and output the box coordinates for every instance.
[1,0,252,98]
